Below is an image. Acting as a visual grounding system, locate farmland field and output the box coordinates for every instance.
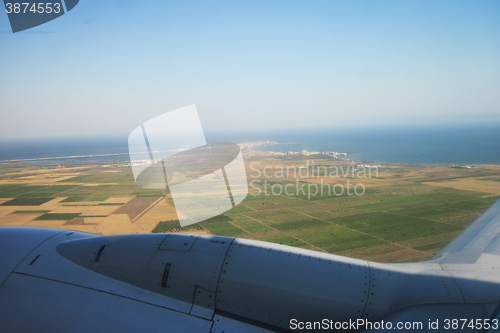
[35,213,82,220]
[0,158,498,262]
[0,197,54,206]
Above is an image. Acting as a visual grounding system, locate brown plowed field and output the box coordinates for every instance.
[112,197,163,221]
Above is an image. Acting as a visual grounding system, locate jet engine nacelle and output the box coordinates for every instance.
[2,227,500,332]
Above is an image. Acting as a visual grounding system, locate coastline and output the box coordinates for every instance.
[2,124,500,166]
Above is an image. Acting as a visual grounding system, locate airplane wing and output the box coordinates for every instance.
[434,198,500,264]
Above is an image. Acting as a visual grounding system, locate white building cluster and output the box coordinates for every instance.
[242,148,347,159]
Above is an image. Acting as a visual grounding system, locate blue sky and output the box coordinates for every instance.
[1,0,499,139]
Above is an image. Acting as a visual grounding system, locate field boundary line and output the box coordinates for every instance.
[239,203,257,211]
[132,197,164,223]
[240,212,328,253]
[382,210,470,228]
[289,209,423,255]
[225,219,250,233]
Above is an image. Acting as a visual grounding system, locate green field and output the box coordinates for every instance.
[2,158,499,263]
[151,160,500,262]
[58,169,135,184]
[152,214,236,234]
[1,198,54,206]
[60,197,86,202]
[17,185,78,198]
[0,186,48,198]
[34,213,81,220]
[13,210,50,214]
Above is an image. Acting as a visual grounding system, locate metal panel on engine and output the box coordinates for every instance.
[363,262,464,322]
[159,234,198,252]
[153,235,233,311]
[211,314,277,333]
[190,287,216,320]
[215,238,369,330]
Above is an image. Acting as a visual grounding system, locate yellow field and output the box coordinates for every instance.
[0,159,499,263]
[425,178,500,195]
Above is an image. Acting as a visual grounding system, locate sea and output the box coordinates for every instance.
[1,125,500,166]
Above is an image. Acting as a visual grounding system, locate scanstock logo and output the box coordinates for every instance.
[3,0,79,33]
[128,105,248,227]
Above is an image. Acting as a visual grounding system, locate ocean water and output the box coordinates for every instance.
[0,136,130,165]
[209,125,500,165]
[1,125,500,165]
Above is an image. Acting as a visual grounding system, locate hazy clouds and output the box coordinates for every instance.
[1,0,499,139]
